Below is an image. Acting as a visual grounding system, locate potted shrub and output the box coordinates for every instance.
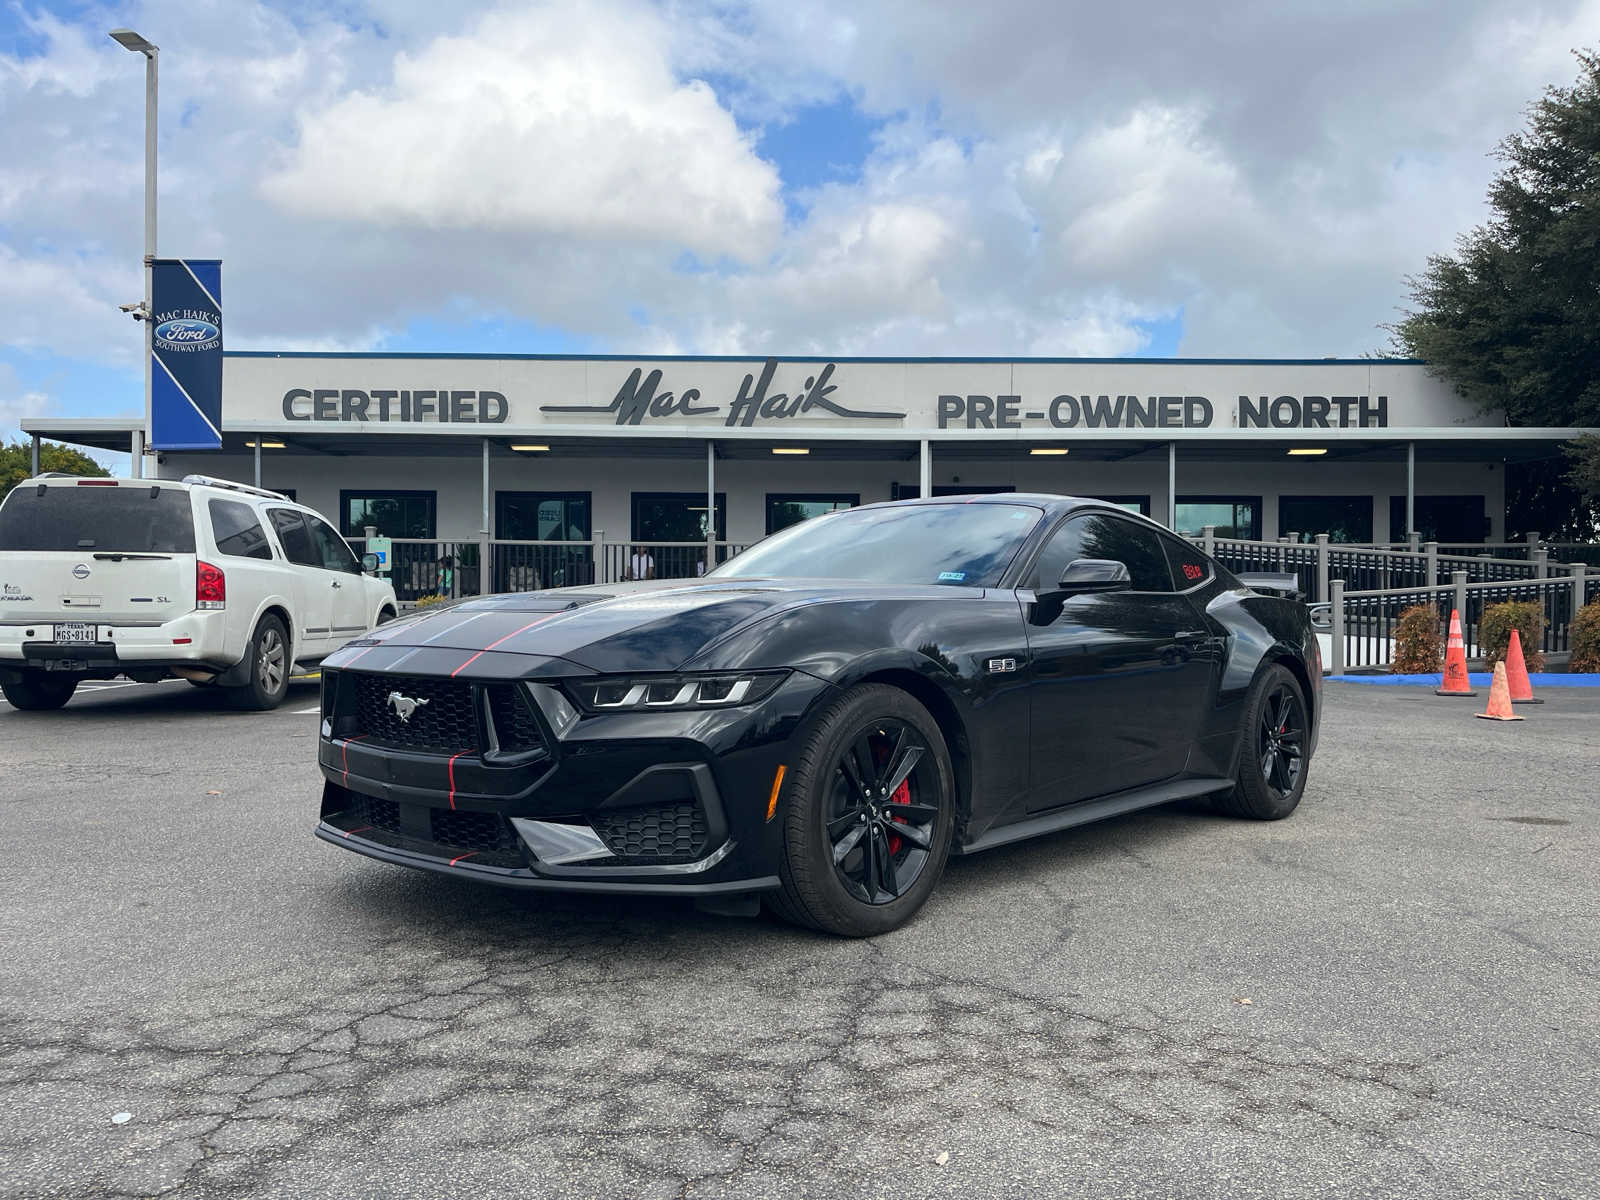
[1571,598,1600,672]
[1477,600,1545,671]
[1392,604,1443,673]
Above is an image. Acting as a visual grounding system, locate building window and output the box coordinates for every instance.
[496,492,591,541]
[1087,495,1150,516]
[340,490,436,539]
[1279,496,1373,543]
[766,493,859,534]
[891,484,1015,500]
[1389,495,1488,543]
[632,492,727,542]
[1175,496,1261,541]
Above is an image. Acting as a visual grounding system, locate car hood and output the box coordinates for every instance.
[365,577,986,674]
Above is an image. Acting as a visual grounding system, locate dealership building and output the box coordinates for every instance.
[25,352,1592,590]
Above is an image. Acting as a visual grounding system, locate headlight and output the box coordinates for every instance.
[566,672,787,713]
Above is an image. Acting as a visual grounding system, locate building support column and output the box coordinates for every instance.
[30,432,40,478]
[1406,441,1415,540]
[919,439,931,498]
[131,428,144,479]
[253,437,262,488]
[706,440,716,570]
[480,438,491,597]
[1167,442,1176,529]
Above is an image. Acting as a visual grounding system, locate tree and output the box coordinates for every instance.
[1392,50,1600,539]
[0,440,110,501]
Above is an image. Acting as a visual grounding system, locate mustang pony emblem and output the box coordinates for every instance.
[386,692,429,723]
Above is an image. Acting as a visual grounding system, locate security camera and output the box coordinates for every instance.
[119,302,149,321]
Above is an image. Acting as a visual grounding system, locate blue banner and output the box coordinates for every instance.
[149,258,222,450]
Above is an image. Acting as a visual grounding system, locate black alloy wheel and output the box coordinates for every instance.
[1258,682,1305,800]
[825,718,941,906]
[1215,663,1310,820]
[771,683,955,937]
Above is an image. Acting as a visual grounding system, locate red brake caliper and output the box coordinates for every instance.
[887,778,911,855]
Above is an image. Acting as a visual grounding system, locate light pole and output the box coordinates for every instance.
[110,28,157,480]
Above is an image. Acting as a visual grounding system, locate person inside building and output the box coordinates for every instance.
[628,547,655,580]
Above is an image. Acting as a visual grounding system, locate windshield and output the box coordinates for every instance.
[711,502,1041,587]
[0,485,196,553]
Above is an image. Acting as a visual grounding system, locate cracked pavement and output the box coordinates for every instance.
[2,680,1597,1198]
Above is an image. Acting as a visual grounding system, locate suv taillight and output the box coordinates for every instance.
[197,561,226,609]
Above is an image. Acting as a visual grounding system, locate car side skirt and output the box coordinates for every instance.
[955,775,1234,855]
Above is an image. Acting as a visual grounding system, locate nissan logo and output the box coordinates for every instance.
[72,563,91,580]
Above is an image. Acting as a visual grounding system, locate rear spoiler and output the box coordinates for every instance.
[1237,572,1303,601]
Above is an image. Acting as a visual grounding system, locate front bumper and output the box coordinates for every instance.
[316,664,832,893]
[0,611,234,678]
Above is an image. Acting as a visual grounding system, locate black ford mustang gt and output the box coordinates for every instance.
[316,494,1320,936]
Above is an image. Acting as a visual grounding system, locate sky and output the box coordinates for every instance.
[2,0,1598,463]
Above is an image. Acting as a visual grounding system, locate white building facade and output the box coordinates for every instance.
[27,353,1592,594]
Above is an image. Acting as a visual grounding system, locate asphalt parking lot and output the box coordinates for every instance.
[2,680,1597,1199]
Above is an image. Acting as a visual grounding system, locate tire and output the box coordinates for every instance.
[770,684,956,937]
[1,669,78,711]
[1214,663,1310,820]
[377,607,397,626]
[227,616,291,711]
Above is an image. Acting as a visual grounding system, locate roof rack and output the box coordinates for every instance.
[180,474,290,501]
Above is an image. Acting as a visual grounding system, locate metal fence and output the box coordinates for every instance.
[1197,528,1584,604]
[1326,571,1600,673]
[346,537,754,602]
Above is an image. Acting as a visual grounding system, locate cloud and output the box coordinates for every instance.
[0,363,56,444]
[3,0,1600,436]
[263,2,783,262]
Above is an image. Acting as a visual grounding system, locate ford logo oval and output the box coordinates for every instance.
[155,319,220,346]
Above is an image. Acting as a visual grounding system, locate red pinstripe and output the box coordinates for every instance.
[340,735,367,787]
[450,614,559,678]
[448,851,477,867]
[446,750,467,810]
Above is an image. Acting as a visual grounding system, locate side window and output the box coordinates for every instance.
[269,508,319,569]
[1160,533,1213,590]
[208,499,272,560]
[1028,517,1087,591]
[1073,514,1171,592]
[306,514,360,574]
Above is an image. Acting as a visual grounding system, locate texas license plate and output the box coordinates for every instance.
[53,622,97,644]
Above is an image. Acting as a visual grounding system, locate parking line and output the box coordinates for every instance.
[294,705,322,714]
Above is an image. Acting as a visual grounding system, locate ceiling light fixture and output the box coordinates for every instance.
[1029,447,1070,456]
[245,440,285,449]
[772,447,810,455]
[1287,447,1328,456]
[510,444,550,452]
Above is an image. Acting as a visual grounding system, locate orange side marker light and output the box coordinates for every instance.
[766,764,786,822]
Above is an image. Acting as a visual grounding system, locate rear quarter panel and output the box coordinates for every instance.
[1189,584,1321,778]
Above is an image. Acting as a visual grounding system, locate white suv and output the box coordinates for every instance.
[0,474,397,711]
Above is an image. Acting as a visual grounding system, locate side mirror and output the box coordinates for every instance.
[1050,558,1131,597]
[361,552,380,574]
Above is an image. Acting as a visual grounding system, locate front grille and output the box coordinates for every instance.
[592,802,709,863]
[430,808,523,866]
[352,673,479,753]
[485,684,546,754]
[345,791,401,835]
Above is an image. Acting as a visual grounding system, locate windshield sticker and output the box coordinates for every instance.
[938,571,966,582]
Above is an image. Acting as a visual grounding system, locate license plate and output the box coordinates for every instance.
[53,622,97,644]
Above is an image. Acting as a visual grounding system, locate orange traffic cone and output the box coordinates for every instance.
[1474,661,1524,721]
[1504,628,1542,705]
[1436,609,1476,696]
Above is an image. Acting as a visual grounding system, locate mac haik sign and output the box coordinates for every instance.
[227,355,1483,434]
[150,259,223,451]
